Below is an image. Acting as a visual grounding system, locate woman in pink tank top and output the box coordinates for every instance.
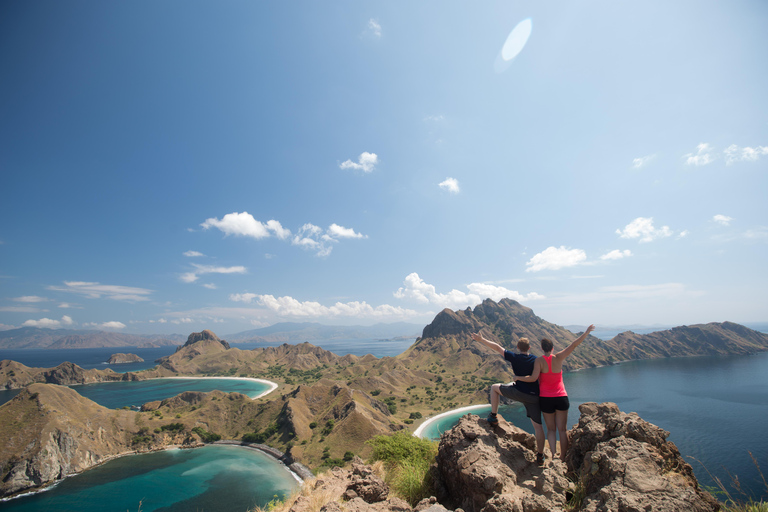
[515,324,595,463]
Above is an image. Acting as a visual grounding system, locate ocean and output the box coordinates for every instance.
[419,351,768,501]
[0,445,299,512]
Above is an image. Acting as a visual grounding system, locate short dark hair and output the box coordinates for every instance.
[517,338,530,352]
[540,338,554,353]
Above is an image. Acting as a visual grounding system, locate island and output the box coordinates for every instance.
[107,353,144,364]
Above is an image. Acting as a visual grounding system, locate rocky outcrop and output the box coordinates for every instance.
[0,383,202,498]
[183,329,230,349]
[435,404,720,512]
[285,458,446,512]
[107,353,144,364]
[567,402,720,512]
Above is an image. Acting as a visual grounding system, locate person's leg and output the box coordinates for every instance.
[555,409,569,461]
[485,383,502,426]
[490,383,501,414]
[530,420,545,453]
[542,412,557,459]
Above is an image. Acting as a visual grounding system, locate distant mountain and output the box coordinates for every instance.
[402,299,768,371]
[0,327,184,350]
[224,321,422,343]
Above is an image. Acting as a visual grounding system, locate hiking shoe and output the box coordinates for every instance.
[486,413,499,427]
[536,453,545,466]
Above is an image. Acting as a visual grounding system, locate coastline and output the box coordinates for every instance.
[413,404,488,438]
[0,441,305,503]
[155,376,279,399]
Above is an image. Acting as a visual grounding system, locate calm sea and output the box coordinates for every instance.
[0,445,299,512]
[419,352,768,501]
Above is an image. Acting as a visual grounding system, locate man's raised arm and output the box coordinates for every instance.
[471,332,505,356]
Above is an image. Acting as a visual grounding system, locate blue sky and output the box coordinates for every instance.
[1,1,766,335]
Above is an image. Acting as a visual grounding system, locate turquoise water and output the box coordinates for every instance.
[0,378,272,409]
[69,378,272,409]
[419,352,768,500]
[0,445,299,512]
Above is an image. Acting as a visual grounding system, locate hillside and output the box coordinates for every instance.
[0,327,183,349]
[2,301,768,485]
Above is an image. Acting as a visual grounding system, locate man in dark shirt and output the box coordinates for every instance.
[471,331,546,465]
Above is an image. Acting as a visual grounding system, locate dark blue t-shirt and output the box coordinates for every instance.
[503,350,539,395]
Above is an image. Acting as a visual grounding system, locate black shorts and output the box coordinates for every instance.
[498,383,542,424]
[539,395,570,414]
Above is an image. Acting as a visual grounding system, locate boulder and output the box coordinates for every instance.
[434,405,720,512]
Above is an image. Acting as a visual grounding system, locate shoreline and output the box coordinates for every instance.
[154,376,279,399]
[413,404,488,438]
[0,441,304,503]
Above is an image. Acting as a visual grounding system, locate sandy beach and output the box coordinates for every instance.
[413,404,488,438]
[152,376,279,399]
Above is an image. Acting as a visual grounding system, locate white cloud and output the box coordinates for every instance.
[230,293,258,303]
[101,321,125,329]
[291,223,367,257]
[184,250,205,257]
[525,246,587,272]
[724,144,768,165]
[424,114,445,122]
[171,318,194,325]
[394,272,544,309]
[713,215,733,226]
[616,217,673,243]
[201,212,290,240]
[438,177,460,194]
[229,292,420,320]
[600,249,632,261]
[632,154,656,169]
[684,143,715,166]
[58,302,81,309]
[327,224,366,239]
[13,296,49,303]
[48,281,153,302]
[180,264,247,284]
[0,306,43,313]
[203,283,217,290]
[340,152,379,173]
[22,315,73,329]
[368,19,382,38]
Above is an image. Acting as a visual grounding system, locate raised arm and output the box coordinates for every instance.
[470,332,505,356]
[513,357,542,382]
[556,324,596,360]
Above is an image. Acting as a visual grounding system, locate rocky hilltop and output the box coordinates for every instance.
[107,353,144,364]
[257,403,720,512]
[407,298,768,371]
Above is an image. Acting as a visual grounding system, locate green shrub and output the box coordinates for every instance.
[159,423,185,432]
[409,412,422,419]
[367,432,438,506]
[192,427,221,443]
[309,421,318,429]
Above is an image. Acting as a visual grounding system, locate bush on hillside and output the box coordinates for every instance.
[367,431,438,506]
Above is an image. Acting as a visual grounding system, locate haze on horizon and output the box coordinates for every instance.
[1,1,766,335]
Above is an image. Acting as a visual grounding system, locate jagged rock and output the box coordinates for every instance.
[435,406,720,512]
[436,414,569,512]
[347,459,389,502]
[183,330,230,349]
[568,402,720,512]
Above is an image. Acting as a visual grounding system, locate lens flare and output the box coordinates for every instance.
[494,18,532,73]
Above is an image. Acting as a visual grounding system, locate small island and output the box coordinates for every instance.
[106,353,144,364]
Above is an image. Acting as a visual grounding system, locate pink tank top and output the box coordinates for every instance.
[539,355,567,397]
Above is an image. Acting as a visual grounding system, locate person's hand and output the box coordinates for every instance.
[471,332,482,342]
[586,324,596,334]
